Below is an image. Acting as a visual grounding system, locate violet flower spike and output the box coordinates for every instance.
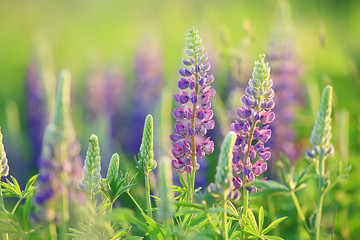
[231,54,275,193]
[170,27,215,197]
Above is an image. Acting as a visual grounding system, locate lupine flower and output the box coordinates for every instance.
[35,124,60,206]
[305,85,334,160]
[25,58,47,164]
[267,0,304,163]
[208,132,240,200]
[123,45,163,155]
[171,27,216,173]
[79,134,101,199]
[0,127,9,178]
[86,67,126,170]
[35,71,83,218]
[87,67,126,124]
[138,114,157,173]
[231,54,275,193]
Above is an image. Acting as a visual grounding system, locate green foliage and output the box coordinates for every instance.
[1,175,37,199]
[100,154,136,205]
[79,134,102,197]
[241,206,287,240]
[137,114,157,173]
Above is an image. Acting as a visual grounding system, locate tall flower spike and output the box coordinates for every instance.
[158,157,175,222]
[171,27,216,175]
[267,0,304,164]
[35,124,58,205]
[0,127,9,178]
[208,132,240,200]
[306,86,334,160]
[138,114,157,173]
[54,71,83,199]
[79,134,101,198]
[231,54,275,193]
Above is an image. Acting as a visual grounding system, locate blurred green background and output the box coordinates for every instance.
[0,0,360,239]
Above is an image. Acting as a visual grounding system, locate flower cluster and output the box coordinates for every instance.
[25,58,47,164]
[231,54,275,193]
[266,1,304,163]
[305,85,334,160]
[170,27,215,173]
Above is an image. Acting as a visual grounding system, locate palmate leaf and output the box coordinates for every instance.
[241,207,287,240]
[261,216,287,235]
[1,176,22,198]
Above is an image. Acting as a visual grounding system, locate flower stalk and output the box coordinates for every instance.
[137,114,157,218]
[171,27,215,201]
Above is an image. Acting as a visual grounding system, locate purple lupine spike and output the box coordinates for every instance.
[120,43,163,155]
[86,66,126,169]
[25,58,47,167]
[231,54,275,193]
[266,0,304,166]
[170,28,215,176]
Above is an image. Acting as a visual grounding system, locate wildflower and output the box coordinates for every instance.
[25,58,47,164]
[171,27,216,174]
[231,54,275,193]
[267,0,304,163]
[305,85,334,160]
[79,134,102,199]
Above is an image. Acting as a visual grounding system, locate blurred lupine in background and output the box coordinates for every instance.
[25,58,47,165]
[86,66,126,167]
[267,0,304,166]
[122,44,163,155]
[170,27,216,200]
[35,71,83,238]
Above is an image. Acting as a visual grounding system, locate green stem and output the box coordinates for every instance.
[49,222,58,240]
[127,191,145,215]
[290,191,312,236]
[0,183,3,208]
[11,198,22,214]
[144,172,152,218]
[221,197,228,240]
[315,154,326,240]
[60,187,69,240]
[0,184,9,240]
[316,194,325,240]
[189,74,199,203]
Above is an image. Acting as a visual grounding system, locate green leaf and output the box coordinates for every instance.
[247,209,259,233]
[258,206,264,234]
[0,219,18,233]
[252,180,289,195]
[261,235,284,240]
[226,201,239,218]
[262,216,287,235]
[24,174,38,193]
[111,226,131,239]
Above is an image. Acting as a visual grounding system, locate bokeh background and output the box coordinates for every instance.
[0,0,359,239]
